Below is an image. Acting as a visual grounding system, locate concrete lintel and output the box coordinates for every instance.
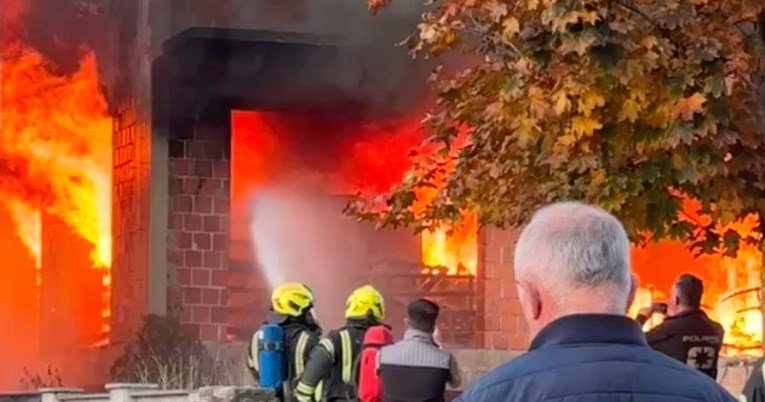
[104,384,159,392]
[37,390,83,394]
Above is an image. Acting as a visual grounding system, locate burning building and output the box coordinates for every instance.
[0,0,762,392]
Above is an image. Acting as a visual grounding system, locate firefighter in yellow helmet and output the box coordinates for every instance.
[247,282,322,400]
[294,285,386,402]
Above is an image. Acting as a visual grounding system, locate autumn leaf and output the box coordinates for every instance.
[552,90,571,115]
[503,17,520,39]
[618,99,641,123]
[673,93,707,121]
[570,116,603,137]
[526,0,539,10]
[578,92,606,117]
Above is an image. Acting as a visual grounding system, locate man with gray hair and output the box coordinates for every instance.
[457,202,735,402]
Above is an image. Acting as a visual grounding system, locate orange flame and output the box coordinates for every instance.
[1,44,112,269]
[1,42,113,340]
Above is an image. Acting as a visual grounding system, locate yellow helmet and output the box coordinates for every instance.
[271,282,315,317]
[345,285,385,321]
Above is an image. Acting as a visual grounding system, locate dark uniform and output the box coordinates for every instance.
[742,357,765,402]
[296,319,373,402]
[248,315,321,399]
[637,309,724,379]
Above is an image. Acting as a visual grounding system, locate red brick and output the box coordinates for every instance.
[175,232,192,249]
[484,315,502,332]
[213,161,230,178]
[491,333,509,350]
[203,251,222,269]
[220,288,229,305]
[185,214,203,231]
[191,306,211,323]
[176,268,192,286]
[508,298,524,316]
[194,160,213,177]
[184,287,202,304]
[183,178,201,194]
[199,178,222,196]
[213,234,228,251]
[167,249,183,266]
[510,333,529,350]
[173,195,193,213]
[214,197,230,214]
[200,324,221,341]
[220,218,230,234]
[485,243,502,264]
[211,270,227,287]
[169,213,184,230]
[211,306,227,323]
[181,308,193,324]
[187,142,208,159]
[194,233,212,250]
[502,315,520,333]
[485,279,501,300]
[500,280,518,299]
[172,159,192,176]
[184,324,201,338]
[192,269,211,286]
[185,250,203,268]
[169,178,183,195]
[203,215,221,232]
[201,288,221,305]
[194,196,213,213]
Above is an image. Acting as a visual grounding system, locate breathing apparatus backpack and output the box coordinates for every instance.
[257,323,286,393]
[352,325,394,402]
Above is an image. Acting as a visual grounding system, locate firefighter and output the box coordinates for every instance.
[248,282,322,400]
[294,285,386,402]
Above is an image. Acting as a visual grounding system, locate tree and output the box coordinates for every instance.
[351,0,765,258]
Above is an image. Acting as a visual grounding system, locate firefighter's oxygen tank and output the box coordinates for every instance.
[257,323,285,392]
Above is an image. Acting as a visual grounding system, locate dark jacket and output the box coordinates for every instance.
[456,314,736,402]
[741,357,765,402]
[378,329,461,402]
[637,309,725,379]
[296,319,375,401]
[247,314,321,396]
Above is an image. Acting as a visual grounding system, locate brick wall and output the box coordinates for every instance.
[167,120,231,341]
[475,227,530,350]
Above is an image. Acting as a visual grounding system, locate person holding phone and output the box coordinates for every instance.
[636,274,725,379]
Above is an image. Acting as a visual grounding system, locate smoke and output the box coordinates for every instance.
[249,179,370,330]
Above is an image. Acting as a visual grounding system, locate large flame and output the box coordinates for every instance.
[0,42,112,331]
[231,110,478,277]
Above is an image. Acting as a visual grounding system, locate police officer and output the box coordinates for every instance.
[636,274,725,379]
[248,282,322,399]
[294,285,386,402]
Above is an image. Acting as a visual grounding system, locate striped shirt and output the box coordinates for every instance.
[378,329,461,402]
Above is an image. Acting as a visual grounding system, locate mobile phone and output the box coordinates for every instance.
[651,302,668,315]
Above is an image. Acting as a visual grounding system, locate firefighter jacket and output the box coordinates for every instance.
[247,315,321,394]
[742,357,765,402]
[295,319,375,402]
[636,309,724,379]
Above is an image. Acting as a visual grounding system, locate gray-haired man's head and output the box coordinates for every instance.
[513,202,636,336]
